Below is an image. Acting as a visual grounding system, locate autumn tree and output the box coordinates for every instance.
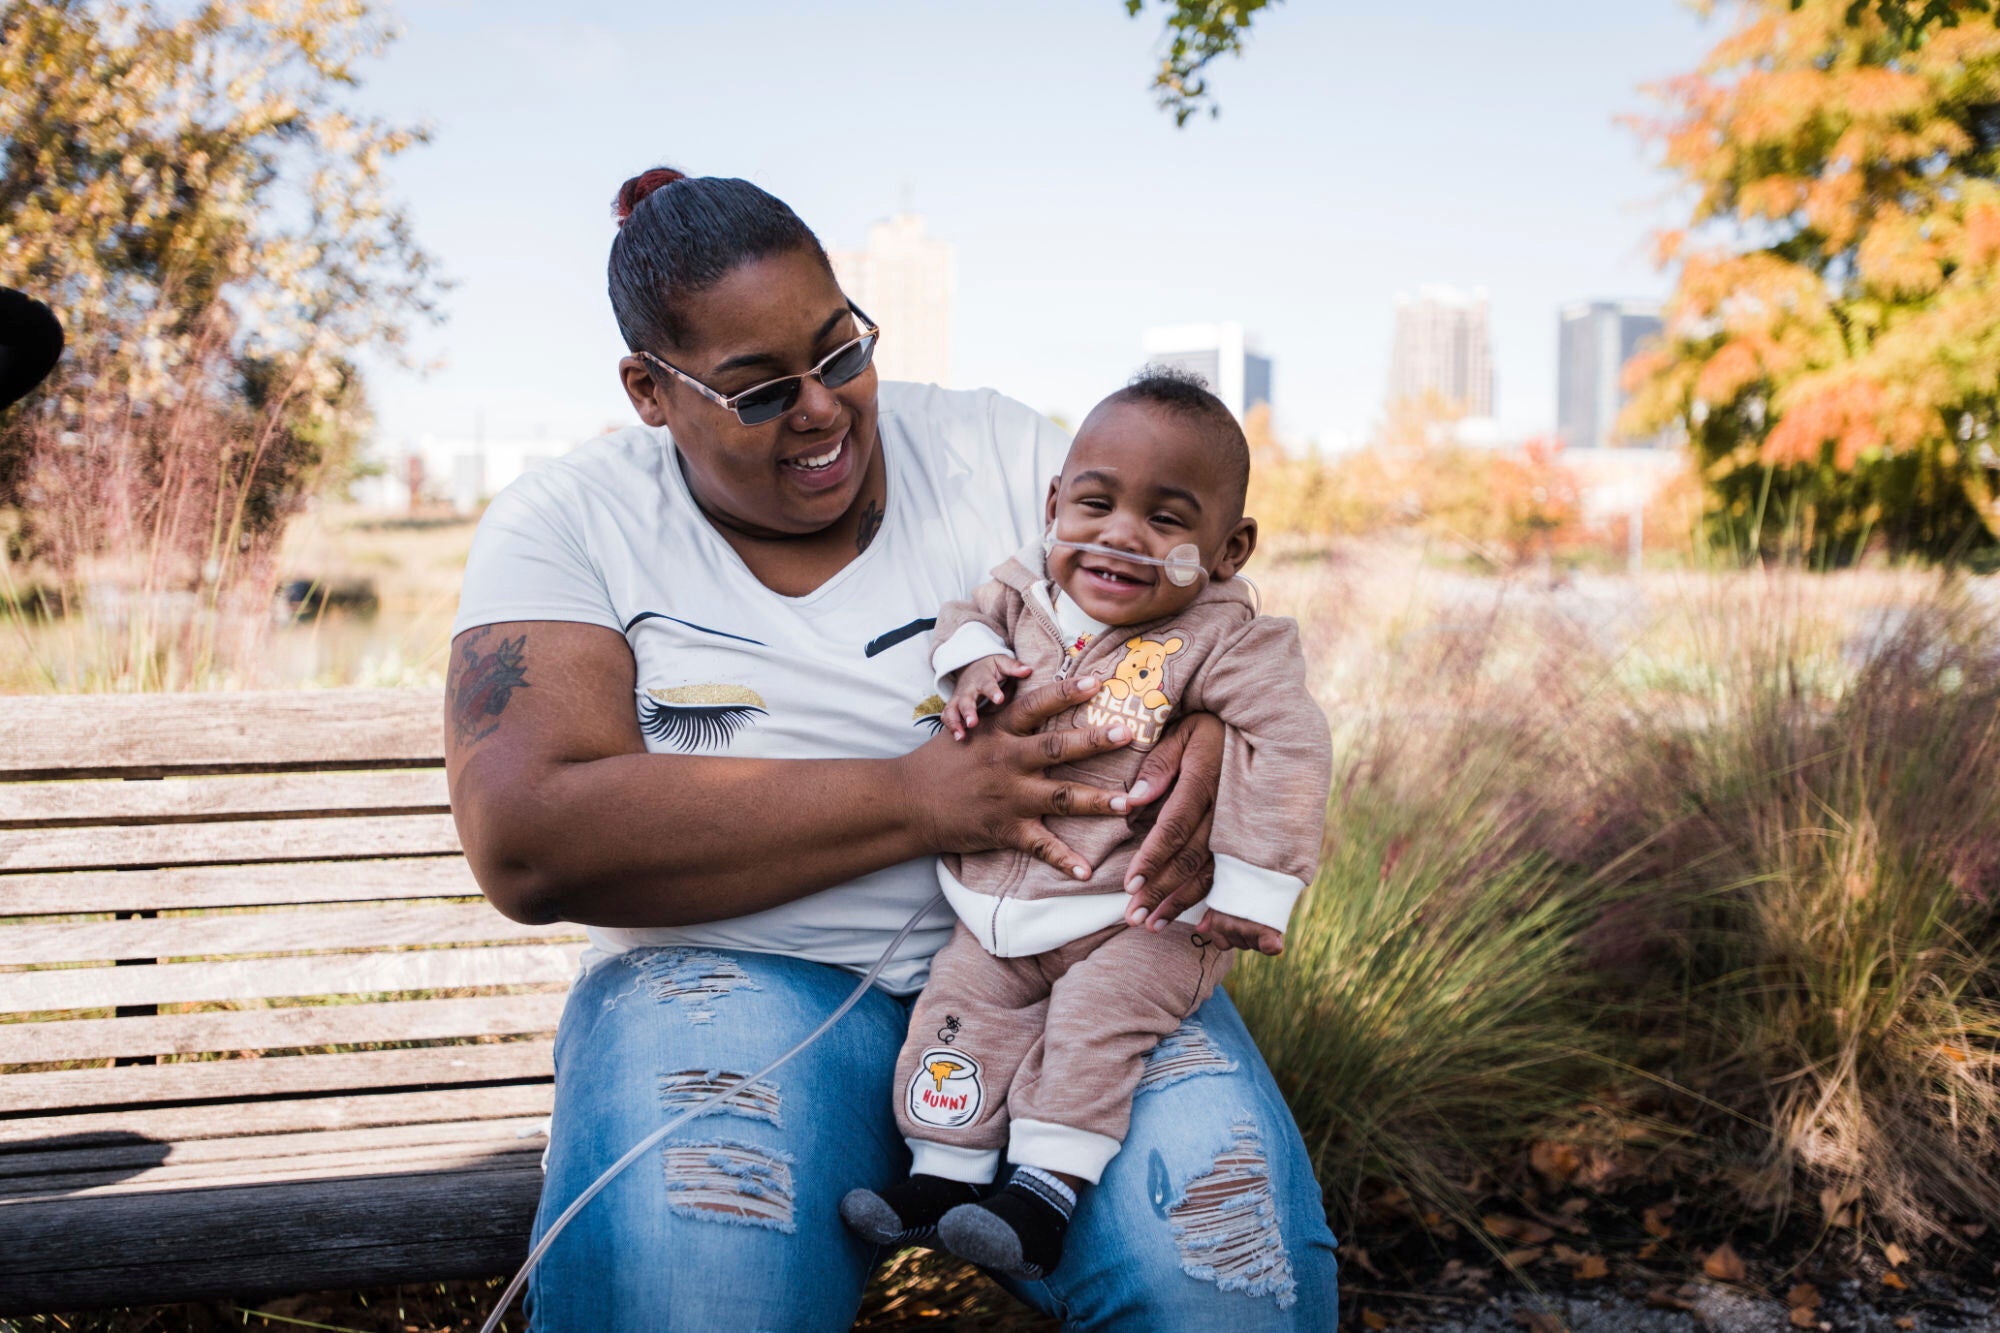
[0,0,438,603]
[1626,0,2000,563]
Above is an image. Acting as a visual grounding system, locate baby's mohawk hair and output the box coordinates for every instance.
[1112,365,1251,516]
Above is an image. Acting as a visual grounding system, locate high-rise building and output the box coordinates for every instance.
[1387,285,1495,417]
[1558,300,1665,449]
[1140,323,1273,420]
[829,213,955,387]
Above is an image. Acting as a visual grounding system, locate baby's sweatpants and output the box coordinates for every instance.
[893,918,1232,1185]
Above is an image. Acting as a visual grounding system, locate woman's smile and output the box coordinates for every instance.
[778,426,856,494]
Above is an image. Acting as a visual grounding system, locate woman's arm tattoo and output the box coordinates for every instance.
[448,626,530,746]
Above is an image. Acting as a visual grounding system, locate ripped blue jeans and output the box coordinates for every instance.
[528,945,1339,1331]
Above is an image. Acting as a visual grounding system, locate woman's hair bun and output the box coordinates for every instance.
[614,167,687,226]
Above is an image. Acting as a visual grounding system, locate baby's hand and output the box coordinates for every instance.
[1196,908,1285,957]
[944,655,1032,740]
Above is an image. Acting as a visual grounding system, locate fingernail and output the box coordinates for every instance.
[1108,725,1129,743]
[1126,875,1145,893]
[1126,780,1151,803]
[1073,865,1090,880]
[1149,919,1165,932]
[1128,907,1147,925]
[1110,795,1129,813]
[1075,675,1097,690]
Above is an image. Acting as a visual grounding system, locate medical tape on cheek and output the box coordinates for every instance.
[1049,538,1205,588]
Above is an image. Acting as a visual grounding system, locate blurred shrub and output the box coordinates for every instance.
[0,1,438,606]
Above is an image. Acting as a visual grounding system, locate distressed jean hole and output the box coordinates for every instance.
[1166,1118,1297,1309]
[659,1069,782,1126]
[1137,1019,1238,1096]
[662,1138,796,1234]
[604,947,762,1022]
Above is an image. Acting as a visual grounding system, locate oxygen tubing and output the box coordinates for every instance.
[476,892,948,1333]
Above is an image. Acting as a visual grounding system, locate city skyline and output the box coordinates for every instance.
[1387,285,1496,422]
[1558,299,1667,451]
[349,1,1714,457]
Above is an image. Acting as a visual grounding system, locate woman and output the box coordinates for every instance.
[446,167,1337,1330]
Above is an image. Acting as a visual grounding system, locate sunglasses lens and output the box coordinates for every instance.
[820,332,878,388]
[734,380,800,426]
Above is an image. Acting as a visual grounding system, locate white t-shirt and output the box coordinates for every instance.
[451,381,1070,993]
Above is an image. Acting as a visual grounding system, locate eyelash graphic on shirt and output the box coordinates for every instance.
[866,617,937,659]
[640,685,768,752]
[912,694,946,735]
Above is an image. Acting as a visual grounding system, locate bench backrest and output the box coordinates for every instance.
[0,688,581,1303]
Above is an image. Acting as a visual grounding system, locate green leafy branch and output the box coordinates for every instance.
[1124,0,1278,127]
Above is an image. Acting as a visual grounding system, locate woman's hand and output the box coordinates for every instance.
[902,672,1135,880]
[1118,713,1225,932]
[1197,909,1284,957]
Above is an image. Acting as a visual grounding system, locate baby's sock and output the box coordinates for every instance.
[936,1165,1077,1281]
[838,1172,983,1247]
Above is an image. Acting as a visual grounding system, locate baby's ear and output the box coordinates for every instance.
[1214,517,1259,582]
[1044,477,1061,526]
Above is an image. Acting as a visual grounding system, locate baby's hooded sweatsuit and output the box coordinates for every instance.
[894,543,1333,1185]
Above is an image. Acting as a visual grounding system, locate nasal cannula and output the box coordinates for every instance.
[1044,532,1205,587]
[477,892,947,1333]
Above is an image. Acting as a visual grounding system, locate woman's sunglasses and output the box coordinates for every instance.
[636,302,881,427]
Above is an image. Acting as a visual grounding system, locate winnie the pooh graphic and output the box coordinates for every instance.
[1102,634,1184,711]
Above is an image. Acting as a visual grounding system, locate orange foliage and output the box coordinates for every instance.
[1624,0,2000,548]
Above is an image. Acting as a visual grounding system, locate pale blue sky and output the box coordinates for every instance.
[357,0,1719,451]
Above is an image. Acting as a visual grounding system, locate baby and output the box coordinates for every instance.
[839,368,1333,1280]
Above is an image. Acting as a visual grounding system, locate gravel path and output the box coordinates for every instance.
[1411,1281,1998,1331]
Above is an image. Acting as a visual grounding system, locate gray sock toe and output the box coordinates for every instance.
[839,1188,906,1244]
[937,1203,1029,1276]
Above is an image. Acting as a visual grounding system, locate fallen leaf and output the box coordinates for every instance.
[1346,1246,1385,1280]
[1940,1042,1969,1063]
[1703,1242,1747,1283]
[1896,1318,1916,1330]
[1636,1242,1661,1260]
[1646,1284,1696,1312]
[1420,1211,1445,1228]
[1642,1203,1676,1239]
[1573,1254,1610,1281]
[1963,1222,1990,1241]
[1530,1140,1584,1187]
[1820,1183,1862,1219]
[1789,1309,1819,1330]
[1558,1197,1590,1215]
[1362,1311,1390,1331]
[1787,1282,1821,1309]
[1502,1246,1548,1268]
[1885,1241,1910,1268]
[1882,1271,1909,1290]
[1483,1215,1556,1245]
[1552,1243,1588,1265]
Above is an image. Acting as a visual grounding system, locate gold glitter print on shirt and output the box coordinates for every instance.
[912,693,946,735]
[640,684,768,752]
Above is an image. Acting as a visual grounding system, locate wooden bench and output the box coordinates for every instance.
[0,688,583,1313]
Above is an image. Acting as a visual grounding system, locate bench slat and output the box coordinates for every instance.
[0,942,579,1013]
[0,1082,553,1147]
[0,1137,542,1200]
[0,993,567,1065]
[0,813,462,874]
[0,1116,548,1182]
[0,689,443,781]
[0,857,477,916]
[2,1039,554,1114]
[0,1166,542,1313]
[0,901,579,967]
[0,770,449,830]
